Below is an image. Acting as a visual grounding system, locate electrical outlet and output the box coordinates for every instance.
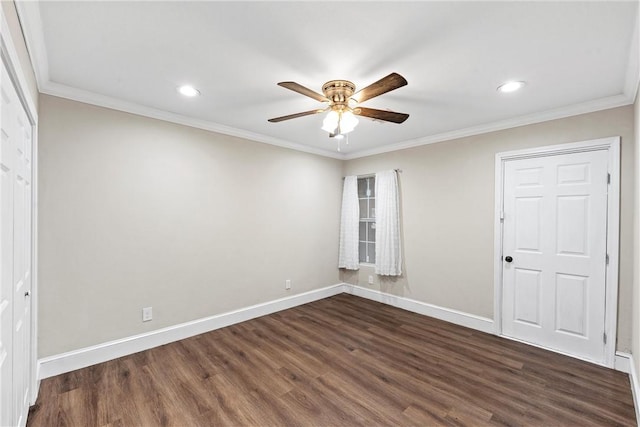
[368,275,374,285]
[285,279,291,290]
[142,307,153,322]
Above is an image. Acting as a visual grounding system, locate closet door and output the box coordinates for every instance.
[0,58,33,427]
[0,58,16,427]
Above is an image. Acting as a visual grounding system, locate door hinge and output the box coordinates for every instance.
[500,211,504,221]
[607,173,611,184]
[603,332,607,344]
[606,254,609,265]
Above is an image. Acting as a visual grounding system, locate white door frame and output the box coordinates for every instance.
[1,7,40,404]
[494,137,620,368]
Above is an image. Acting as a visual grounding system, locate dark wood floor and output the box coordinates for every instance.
[28,294,636,426]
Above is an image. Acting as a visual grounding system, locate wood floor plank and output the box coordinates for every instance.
[28,294,636,426]
[314,372,410,425]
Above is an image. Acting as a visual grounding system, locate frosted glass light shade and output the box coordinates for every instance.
[322,110,339,133]
[321,110,359,135]
[340,111,359,134]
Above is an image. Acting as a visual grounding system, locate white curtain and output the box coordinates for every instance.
[338,176,360,270]
[375,170,402,276]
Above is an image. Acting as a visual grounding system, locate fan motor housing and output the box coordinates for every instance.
[322,80,355,106]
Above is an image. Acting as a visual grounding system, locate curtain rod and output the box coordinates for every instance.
[343,169,402,179]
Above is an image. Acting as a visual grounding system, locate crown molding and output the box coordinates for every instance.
[1,5,37,122]
[15,2,639,161]
[624,9,640,103]
[343,93,634,160]
[13,1,48,92]
[623,8,639,103]
[38,81,635,162]
[40,81,345,160]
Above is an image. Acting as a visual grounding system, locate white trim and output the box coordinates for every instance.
[493,153,505,335]
[343,284,495,334]
[624,9,640,103]
[604,139,621,368]
[37,80,635,162]
[494,137,621,368]
[1,9,38,123]
[29,117,38,405]
[12,1,46,92]
[1,4,40,408]
[493,136,620,160]
[615,351,632,374]
[40,81,345,160]
[343,94,632,160]
[37,282,630,385]
[627,353,640,426]
[38,284,346,379]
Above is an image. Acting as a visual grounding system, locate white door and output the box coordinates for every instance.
[0,59,33,427]
[501,149,609,363]
[0,62,16,427]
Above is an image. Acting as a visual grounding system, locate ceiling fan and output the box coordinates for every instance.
[268,73,409,138]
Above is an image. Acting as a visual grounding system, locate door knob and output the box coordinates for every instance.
[24,291,30,297]
[504,256,513,263]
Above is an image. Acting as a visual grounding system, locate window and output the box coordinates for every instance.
[358,176,375,264]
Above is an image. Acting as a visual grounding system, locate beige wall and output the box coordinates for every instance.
[1,1,38,109]
[38,94,342,357]
[343,106,635,352]
[38,96,636,357]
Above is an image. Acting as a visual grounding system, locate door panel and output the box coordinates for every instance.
[557,195,589,255]
[513,268,541,326]
[555,273,587,337]
[515,197,542,252]
[502,150,608,363]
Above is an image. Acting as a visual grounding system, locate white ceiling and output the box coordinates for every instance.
[17,1,640,159]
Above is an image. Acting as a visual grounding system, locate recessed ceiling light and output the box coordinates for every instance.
[497,81,526,93]
[177,85,200,97]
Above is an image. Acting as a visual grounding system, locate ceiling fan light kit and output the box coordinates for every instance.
[269,73,410,140]
[321,110,358,135]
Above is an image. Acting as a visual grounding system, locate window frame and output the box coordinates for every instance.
[357,175,376,265]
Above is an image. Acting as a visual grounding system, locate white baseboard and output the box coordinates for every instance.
[615,351,632,373]
[38,284,346,379]
[39,281,632,390]
[38,283,495,381]
[343,284,495,334]
[625,352,640,426]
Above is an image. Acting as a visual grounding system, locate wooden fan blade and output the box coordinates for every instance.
[354,107,409,124]
[352,73,408,103]
[268,109,326,123]
[277,82,329,102]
